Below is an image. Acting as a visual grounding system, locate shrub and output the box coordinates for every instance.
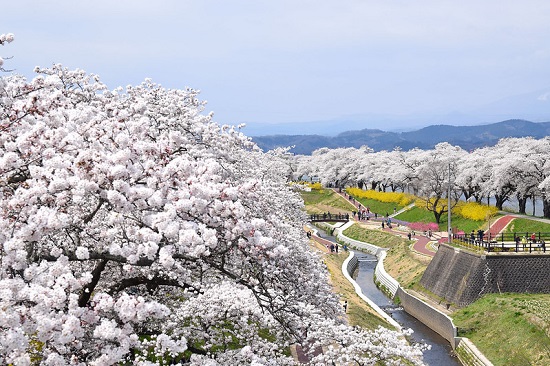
[453,201,498,221]
[346,188,414,206]
[309,182,323,190]
[408,222,439,232]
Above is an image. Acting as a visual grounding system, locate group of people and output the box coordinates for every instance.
[351,207,377,221]
[515,233,546,252]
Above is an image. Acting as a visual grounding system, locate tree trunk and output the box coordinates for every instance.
[474,194,483,203]
[433,210,442,224]
[494,194,506,210]
[517,194,527,214]
[543,199,550,219]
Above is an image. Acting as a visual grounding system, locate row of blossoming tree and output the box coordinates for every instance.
[0,35,424,365]
[293,137,550,222]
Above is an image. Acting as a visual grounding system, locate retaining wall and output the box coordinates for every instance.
[421,244,550,307]
[396,287,458,347]
[373,250,400,298]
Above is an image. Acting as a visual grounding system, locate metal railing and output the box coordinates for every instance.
[309,212,350,222]
[454,232,548,253]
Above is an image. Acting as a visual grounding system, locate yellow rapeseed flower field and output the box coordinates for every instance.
[346,188,414,206]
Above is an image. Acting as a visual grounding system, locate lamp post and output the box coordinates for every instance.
[448,163,452,243]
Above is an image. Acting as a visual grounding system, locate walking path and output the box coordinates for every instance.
[331,189,438,257]
[487,215,514,236]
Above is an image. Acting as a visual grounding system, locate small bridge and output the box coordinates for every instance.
[309,213,350,223]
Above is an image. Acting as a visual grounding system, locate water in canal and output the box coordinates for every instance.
[353,251,461,366]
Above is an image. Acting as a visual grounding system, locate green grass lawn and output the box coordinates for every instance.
[343,223,408,249]
[502,217,550,234]
[453,293,550,366]
[394,206,489,233]
[301,188,356,213]
[351,197,403,217]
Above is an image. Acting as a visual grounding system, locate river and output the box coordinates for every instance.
[353,251,462,366]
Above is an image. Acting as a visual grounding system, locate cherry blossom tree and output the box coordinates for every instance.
[1,63,424,365]
[412,143,465,223]
[351,146,375,189]
[396,147,425,196]
[307,147,352,187]
[481,140,519,210]
[495,138,543,214]
[524,137,550,218]
[454,148,488,204]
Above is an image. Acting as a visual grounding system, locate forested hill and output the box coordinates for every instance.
[251,119,550,155]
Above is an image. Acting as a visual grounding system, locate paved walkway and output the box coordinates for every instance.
[331,189,437,257]
[487,215,514,236]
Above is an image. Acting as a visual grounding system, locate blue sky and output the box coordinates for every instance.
[3,0,550,135]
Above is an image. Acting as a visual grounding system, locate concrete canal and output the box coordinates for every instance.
[353,251,461,366]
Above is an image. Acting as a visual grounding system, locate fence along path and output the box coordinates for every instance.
[456,213,550,253]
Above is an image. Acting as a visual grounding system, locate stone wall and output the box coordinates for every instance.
[421,244,550,307]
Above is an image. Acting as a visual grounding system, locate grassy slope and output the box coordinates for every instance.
[502,217,550,234]
[395,206,491,233]
[301,187,550,366]
[350,197,401,217]
[301,188,356,214]
[452,294,550,366]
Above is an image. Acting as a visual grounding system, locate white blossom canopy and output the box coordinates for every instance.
[0,63,424,365]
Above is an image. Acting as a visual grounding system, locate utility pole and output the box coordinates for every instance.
[448,163,452,243]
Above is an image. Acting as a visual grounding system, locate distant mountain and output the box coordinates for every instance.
[251,119,550,155]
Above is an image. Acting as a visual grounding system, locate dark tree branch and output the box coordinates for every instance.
[79,259,108,307]
[107,275,197,295]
